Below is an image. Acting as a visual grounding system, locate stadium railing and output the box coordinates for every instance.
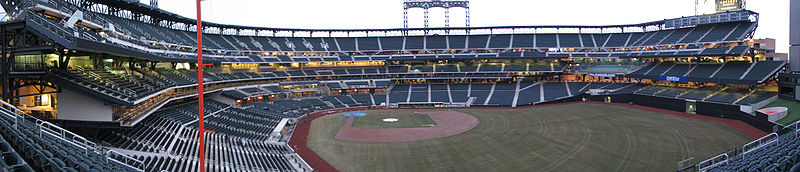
[696,120,800,171]
[0,99,145,171]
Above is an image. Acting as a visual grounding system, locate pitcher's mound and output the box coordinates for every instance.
[335,111,479,142]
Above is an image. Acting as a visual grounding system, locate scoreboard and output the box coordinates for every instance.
[696,0,745,15]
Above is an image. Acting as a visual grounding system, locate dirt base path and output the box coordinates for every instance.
[335,111,479,142]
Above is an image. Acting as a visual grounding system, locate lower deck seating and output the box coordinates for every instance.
[707,130,800,172]
[0,108,135,171]
[98,100,295,171]
[705,88,751,104]
[678,86,721,100]
[625,85,776,105]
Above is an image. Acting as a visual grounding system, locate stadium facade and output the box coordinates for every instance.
[0,0,796,171]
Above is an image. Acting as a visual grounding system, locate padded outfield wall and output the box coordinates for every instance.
[586,94,777,132]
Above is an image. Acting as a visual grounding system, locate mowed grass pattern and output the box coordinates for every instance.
[307,103,751,172]
[351,112,437,129]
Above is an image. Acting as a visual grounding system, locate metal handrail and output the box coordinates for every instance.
[107,150,146,170]
[54,69,132,98]
[24,10,75,42]
[87,69,138,96]
[697,153,728,171]
[0,99,144,171]
[696,132,780,171]
[741,133,779,155]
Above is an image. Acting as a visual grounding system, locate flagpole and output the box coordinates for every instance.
[196,0,206,172]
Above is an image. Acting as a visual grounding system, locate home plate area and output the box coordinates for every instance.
[335,111,479,142]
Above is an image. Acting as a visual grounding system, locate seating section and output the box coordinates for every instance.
[686,63,722,80]
[623,85,776,105]
[542,83,569,101]
[604,84,649,94]
[714,61,752,80]
[45,7,756,63]
[51,62,568,104]
[249,99,331,118]
[487,83,516,106]
[742,61,786,82]
[516,84,541,106]
[52,58,780,107]
[222,90,253,100]
[54,67,173,101]
[704,88,752,104]
[678,86,721,100]
[635,85,670,95]
[707,130,800,172]
[385,82,589,106]
[627,61,784,85]
[654,87,691,98]
[0,134,32,171]
[0,107,137,171]
[735,92,776,105]
[98,100,296,171]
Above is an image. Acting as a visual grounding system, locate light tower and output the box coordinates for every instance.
[149,0,158,8]
[403,0,470,33]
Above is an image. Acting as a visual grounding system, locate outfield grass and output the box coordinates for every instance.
[350,112,437,129]
[765,99,800,125]
[307,103,752,172]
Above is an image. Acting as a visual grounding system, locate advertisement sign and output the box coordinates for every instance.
[660,76,687,82]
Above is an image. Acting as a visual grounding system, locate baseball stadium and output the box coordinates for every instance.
[0,0,797,171]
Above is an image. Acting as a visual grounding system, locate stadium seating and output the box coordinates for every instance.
[654,87,691,98]
[607,84,649,94]
[706,130,800,172]
[704,88,752,104]
[97,100,297,171]
[0,105,139,171]
[627,61,784,85]
[516,83,541,106]
[542,83,569,101]
[381,82,593,106]
[487,83,517,106]
[32,2,754,63]
[678,86,722,100]
[624,85,775,105]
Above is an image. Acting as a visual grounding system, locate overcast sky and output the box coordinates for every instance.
[152,0,788,53]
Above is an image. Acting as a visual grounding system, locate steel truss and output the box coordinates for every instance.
[0,19,63,103]
[403,0,469,34]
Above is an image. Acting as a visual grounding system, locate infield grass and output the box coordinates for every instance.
[307,103,752,172]
[350,112,437,129]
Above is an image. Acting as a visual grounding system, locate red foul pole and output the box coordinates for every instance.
[195,0,206,172]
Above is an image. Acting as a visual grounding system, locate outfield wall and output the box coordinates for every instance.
[587,94,777,132]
